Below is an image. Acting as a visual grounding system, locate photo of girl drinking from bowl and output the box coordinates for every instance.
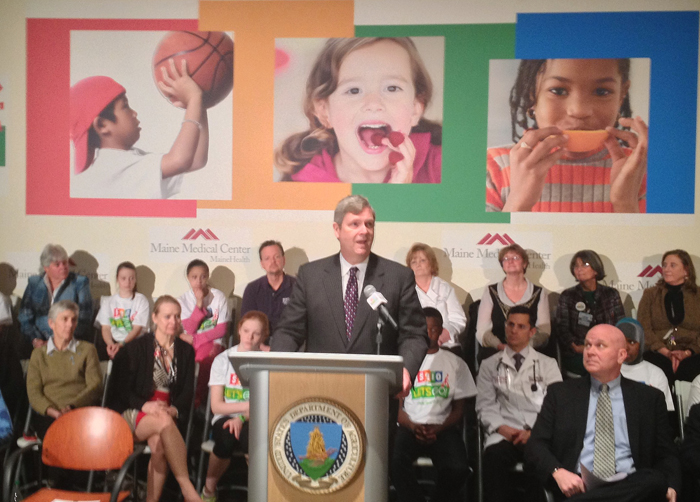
[486,58,648,213]
[274,37,443,184]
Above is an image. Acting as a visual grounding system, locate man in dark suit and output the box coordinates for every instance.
[271,195,429,395]
[525,324,680,502]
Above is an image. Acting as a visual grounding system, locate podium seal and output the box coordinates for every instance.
[270,397,366,494]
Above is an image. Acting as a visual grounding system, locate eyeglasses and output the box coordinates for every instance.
[502,256,522,262]
[574,263,591,270]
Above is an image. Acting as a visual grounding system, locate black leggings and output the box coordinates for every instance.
[211,416,249,458]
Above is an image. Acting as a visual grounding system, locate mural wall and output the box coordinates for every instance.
[1,0,699,323]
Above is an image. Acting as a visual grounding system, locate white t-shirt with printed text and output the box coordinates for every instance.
[403,349,477,424]
[96,292,150,343]
[208,345,248,424]
[179,288,230,345]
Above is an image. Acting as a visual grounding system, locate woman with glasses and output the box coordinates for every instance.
[476,244,550,359]
[556,250,625,376]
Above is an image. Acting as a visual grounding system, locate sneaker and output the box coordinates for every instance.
[200,488,217,502]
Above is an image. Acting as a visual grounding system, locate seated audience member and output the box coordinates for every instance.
[0,389,12,447]
[688,373,700,409]
[200,311,269,502]
[476,305,562,502]
[19,244,93,347]
[639,249,700,383]
[681,403,700,502]
[178,259,230,405]
[525,324,680,502]
[618,318,674,411]
[0,292,11,330]
[96,261,150,360]
[241,240,296,340]
[0,292,24,420]
[556,250,625,376]
[391,307,476,502]
[476,244,550,357]
[108,295,199,502]
[26,300,102,439]
[406,243,466,348]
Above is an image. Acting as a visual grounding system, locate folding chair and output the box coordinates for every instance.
[195,388,248,497]
[3,407,143,502]
[475,421,555,502]
[390,412,473,502]
[675,379,693,440]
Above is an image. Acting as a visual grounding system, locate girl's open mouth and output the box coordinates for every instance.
[357,123,392,153]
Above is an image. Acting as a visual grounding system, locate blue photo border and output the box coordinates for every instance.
[515,11,699,214]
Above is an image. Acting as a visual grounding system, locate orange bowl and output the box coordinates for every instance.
[563,130,609,153]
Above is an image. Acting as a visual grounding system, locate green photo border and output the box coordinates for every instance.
[353,24,514,223]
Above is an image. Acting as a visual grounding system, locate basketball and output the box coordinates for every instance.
[152,31,234,109]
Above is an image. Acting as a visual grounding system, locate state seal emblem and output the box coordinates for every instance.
[270,398,365,494]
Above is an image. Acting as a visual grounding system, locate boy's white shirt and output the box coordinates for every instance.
[71,147,182,199]
[621,360,675,411]
[403,349,477,425]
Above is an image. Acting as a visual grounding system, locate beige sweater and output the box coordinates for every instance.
[26,340,103,415]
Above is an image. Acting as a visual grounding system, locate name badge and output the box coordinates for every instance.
[578,312,593,327]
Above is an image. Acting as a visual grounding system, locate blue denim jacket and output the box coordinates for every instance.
[18,272,93,341]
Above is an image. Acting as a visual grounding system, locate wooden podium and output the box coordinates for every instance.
[229,352,404,502]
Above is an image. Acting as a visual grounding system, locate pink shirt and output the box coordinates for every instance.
[291,132,441,183]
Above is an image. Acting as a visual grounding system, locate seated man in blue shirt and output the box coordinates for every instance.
[525,324,680,502]
[241,240,295,340]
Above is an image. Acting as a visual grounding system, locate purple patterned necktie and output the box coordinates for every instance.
[344,267,359,339]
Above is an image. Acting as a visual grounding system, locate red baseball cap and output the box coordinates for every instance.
[70,76,125,174]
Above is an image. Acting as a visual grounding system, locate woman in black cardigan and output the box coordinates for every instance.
[109,295,199,502]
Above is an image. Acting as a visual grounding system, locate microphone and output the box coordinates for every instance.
[363,285,399,330]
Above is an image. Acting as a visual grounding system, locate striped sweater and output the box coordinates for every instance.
[485,145,646,213]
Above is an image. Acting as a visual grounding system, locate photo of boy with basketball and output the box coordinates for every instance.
[71,59,208,199]
[69,30,233,200]
[485,58,649,213]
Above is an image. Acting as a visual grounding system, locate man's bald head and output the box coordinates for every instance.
[583,324,628,383]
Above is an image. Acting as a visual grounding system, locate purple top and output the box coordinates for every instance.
[290,132,441,183]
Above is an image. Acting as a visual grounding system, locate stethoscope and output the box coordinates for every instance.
[496,356,541,392]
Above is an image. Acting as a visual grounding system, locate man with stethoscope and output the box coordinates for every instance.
[476,305,562,502]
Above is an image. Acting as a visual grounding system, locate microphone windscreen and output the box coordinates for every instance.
[363,284,377,298]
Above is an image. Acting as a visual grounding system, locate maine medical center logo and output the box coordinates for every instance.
[149,227,252,264]
[441,231,553,271]
[270,398,365,494]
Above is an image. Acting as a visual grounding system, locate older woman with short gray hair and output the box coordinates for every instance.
[18,244,93,349]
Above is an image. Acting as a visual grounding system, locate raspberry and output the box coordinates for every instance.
[370,132,385,147]
[387,131,404,147]
[389,151,404,164]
